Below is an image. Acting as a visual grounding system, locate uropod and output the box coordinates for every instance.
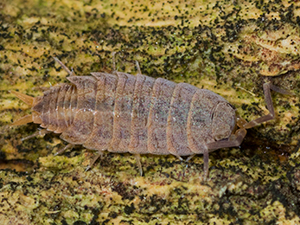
[11,57,288,180]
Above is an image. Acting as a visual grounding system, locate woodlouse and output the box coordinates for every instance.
[11,57,287,180]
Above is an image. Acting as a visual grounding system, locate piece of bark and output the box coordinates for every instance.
[1,0,300,224]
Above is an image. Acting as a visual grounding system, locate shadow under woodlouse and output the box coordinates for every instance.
[10,56,290,181]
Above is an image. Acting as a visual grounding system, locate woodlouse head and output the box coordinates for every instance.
[211,102,236,141]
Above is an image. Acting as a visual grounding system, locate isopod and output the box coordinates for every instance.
[11,57,287,180]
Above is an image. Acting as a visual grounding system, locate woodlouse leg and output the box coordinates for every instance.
[243,82,283,129]
[185,154,196,162]
[235,82,292,130]
[134,154,143,176]
[112,52,117,72]
[240,82,292,129]
[174,155,184,161]
[203,130,244,180]
[135,61,142,74]
[204,128,247,180]
[268,83,294,96]
[203,82,290,179]
[54,143,74,156]
[53,57,75,77]
[207,128,247,150]
[203,149,209,181]
[21,129,50,141]
[85,150,103,171]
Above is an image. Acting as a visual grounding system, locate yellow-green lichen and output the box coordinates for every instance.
[1,0,300,224]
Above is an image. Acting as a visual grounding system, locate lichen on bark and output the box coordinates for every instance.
[1,0,300,224]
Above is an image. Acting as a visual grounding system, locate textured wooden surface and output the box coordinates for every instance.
[1,0,300,224]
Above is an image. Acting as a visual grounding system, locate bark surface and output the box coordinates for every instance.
[1,0,300,224]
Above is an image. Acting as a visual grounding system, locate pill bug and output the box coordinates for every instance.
[11,57,286,180]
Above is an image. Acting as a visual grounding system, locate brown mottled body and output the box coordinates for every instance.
[31,72,235,158]
[11,58,285,180]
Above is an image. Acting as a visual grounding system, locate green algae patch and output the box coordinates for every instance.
[39,154,85,171]
[1,0,300,224]
[1,158,300,224]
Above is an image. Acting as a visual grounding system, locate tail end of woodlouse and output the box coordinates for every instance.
[10,90,34,107]
[10,90,42,126]
[11,114,33,126]
[10,90,34,126]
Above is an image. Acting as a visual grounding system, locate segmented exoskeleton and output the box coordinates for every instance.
[11,57,286,180]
